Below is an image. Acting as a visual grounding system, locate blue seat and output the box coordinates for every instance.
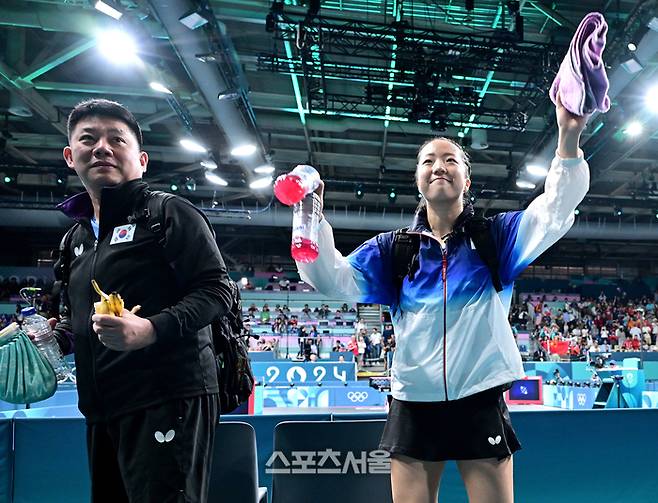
[0,418,12,503]
[271,420,392,503]
[210,421,267,503]
[12,417,89,503]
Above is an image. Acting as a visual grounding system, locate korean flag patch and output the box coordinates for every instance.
[110,224,136,245]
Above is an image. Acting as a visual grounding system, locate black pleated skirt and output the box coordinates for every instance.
[379,386,521,462]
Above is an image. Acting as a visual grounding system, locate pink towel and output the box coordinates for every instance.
[550,12,610,116]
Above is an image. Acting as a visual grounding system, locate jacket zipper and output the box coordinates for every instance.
[417,230,451,401]
[89,237,103,416]
[441,245,449,401]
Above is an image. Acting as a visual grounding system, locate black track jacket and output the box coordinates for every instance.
[53,179,232,423]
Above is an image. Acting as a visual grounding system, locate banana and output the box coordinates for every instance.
[91,279,135,317]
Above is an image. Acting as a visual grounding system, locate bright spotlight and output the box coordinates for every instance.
[205,171,228,186]
[254,164,275,174]
[526,164,548,177]
[249,176,273,189]
[97,30,139,65]
[200,159,218,170]
[231,144,257,157]
[94,0,123,19]
[149,82,172,94]
[180,138,208,153]
[628,42,637,52]
[645,86,658,114]
[516,180,536,190]
[625,121,643,137]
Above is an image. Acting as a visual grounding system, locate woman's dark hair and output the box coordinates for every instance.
[415,136,472,212]
[67,98,143,149]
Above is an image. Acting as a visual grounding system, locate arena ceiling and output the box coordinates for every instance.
[1,0,658,269]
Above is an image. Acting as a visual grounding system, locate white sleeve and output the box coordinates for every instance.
[296,219,362,301]
[513,152,589,268]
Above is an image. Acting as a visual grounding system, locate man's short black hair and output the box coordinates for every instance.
[67,99,143,149]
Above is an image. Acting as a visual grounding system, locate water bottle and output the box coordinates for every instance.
[274,165,321,206]
[21,307,71,381]
[291,192,321,263]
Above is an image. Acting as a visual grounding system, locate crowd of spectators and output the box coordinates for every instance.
[509,291,658,360]
[242,302,398,369]
[245,302,359,361]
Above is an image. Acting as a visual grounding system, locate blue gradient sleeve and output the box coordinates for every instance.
[490,211,525,284]
[347,231,397,306]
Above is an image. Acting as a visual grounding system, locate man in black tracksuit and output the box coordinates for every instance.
[52,99,232,502]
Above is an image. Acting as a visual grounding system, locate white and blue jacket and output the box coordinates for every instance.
[298,154,589,402]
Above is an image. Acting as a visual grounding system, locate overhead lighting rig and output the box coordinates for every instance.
[259,6,559,131]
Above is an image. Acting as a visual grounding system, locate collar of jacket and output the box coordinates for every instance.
[57,179,149,233]
[409,203,475,235]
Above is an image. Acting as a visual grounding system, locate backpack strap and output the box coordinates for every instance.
[131,189,216,247]
[391,228,421,297]
[463,216,503,293]
[53,223,80,317]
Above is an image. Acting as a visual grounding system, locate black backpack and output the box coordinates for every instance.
[55,190,255,413]
[392,213,503,298]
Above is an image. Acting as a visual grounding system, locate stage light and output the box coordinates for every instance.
[231,144,257,157]
[249,176,273,189]
[516,180,536,190]
[255,164,275,174]
[205,171,228,186]
[416,192,423,201]
[621,54,643,74]
[574,208,580,216]
[645,86,658,114]
[180,138,207,153]
[179,8,210,30]
[149,82,172,94]
[388,188,397,203]
[471,129,488,150]
[217,91,240,102]
[195,53,218,63]
[184,177,196,191]
[430,108,449,131]
[355,183,364,199]
[97,30,139,65]
[628,42,637,51]
[614,207,623,217]
[306,0,321,17]
[526,164,548,177]
[649,17,658,32]
[3,176,12,184]
[200,159,218,170]
[265,12,277,32]
[624,121,643,137]
[170,183,179,192]
[94,0,123,19]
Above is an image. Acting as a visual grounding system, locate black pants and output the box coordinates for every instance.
[87,394,219,503]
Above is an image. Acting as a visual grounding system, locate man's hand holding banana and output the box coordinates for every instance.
[91,280,156,351]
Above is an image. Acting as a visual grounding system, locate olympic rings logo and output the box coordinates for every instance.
[347,391,369,402]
